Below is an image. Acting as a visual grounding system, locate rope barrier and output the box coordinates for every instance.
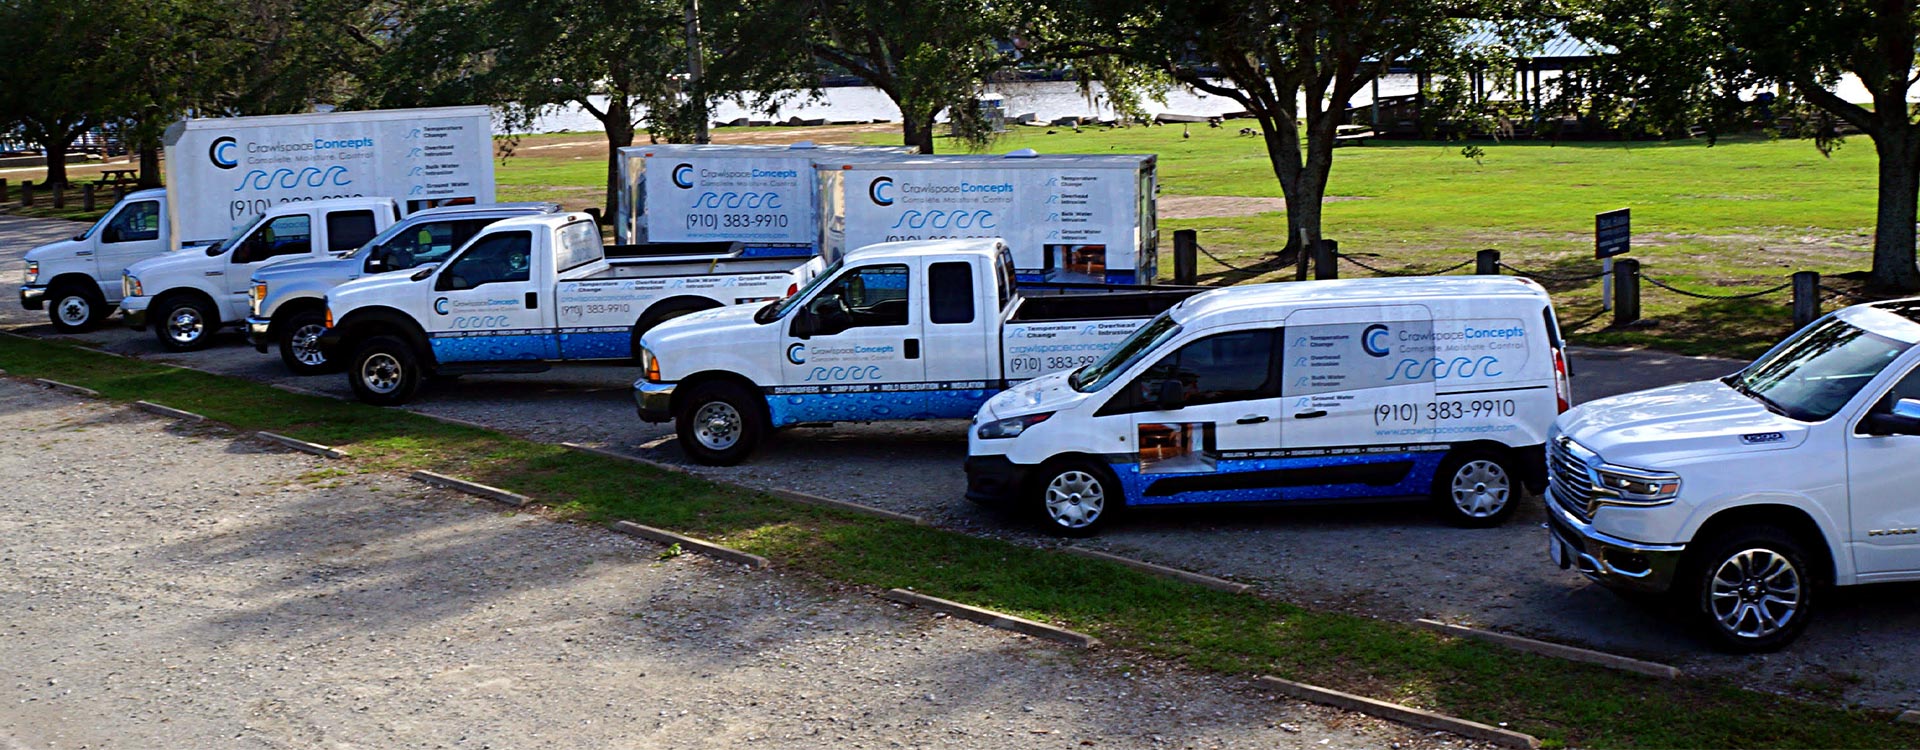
[1193,242,1266,273]
[1494,262,1609,282]
[1638,273,1792,300]
[1817,283,1870,303]
[1339,254,1474,277]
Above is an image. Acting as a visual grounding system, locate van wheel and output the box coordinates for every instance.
[347,335,423,405]
[1031,460,1120,537]
[1433,450,1518,527]
[153,295,217,351]
[1679,526,1815,653]
[276,310,334,375]
[47,282,105,333]
[676,382,763,466]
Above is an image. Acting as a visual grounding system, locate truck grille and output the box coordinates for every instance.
[1548,436,1599,522]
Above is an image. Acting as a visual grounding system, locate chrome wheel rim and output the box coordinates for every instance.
[692,401,742,451]
[1708,548,1802,639]
[360,352,402,394]
[55,295,90,326]
[289,323,328,366]
[165,306,204,343]
[1044,470,1105,529]
[1450,459,1510,517]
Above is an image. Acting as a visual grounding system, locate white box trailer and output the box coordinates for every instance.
[614,143,913,255]
[818,151,1160,285]
[162,105,496,249]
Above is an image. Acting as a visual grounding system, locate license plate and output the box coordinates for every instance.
[1548,532,1569,569]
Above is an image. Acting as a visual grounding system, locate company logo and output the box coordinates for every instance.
[434,297,450,315]
[672,163,695,189]
[886,209,996,230]
[1740,431,1786,444]
[1362,324,1391,358]
[868,176,894,206]
[209,137,238,170]
[786,343,807,365]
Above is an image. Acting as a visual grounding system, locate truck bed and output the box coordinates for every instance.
[1008,289,1200,323]
[575,254,819,281]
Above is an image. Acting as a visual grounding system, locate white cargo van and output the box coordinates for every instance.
[613,143,912,254]
[964,277,1571,536]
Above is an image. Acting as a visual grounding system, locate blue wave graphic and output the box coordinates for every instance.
[1387,356,1504,381]
[886,209,996,231]
[692,191,782,209]
[233,166,352,191]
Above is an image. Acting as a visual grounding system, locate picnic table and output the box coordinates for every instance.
[1333,125,1375,146]
[96,168,138,185]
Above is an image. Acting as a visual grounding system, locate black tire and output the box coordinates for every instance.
[46,282,106,333]
[1432,449,1521,528]
[675,381,764,466]
[1678,525,1817,653]
[346,335,424,405]
[1029,459,1122,537]
[276,309,335,375]
[152,294,218,351]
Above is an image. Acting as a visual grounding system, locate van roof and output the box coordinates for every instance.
[1172,276,1550,322]
[826,153,1155,170]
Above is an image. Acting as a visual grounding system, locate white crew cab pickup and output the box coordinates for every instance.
[965,277,1570,536]
[245,202,561,375]
[20,189,170,332]
[121,198,400,350]
[1548,300,1920,651]
[316,212,825,404]
[633,238,1202,465]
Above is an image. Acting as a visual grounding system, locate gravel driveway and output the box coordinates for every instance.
[5,214,1917,711]
[0,379,1497,749]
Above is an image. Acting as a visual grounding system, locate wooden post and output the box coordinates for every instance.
[1612,258,1641,327]
[1313,239,1338,280]
[585,206,604,225]
[113,184,125,202]
[81,183,95,212]
[1172,229,1197,285]
[1792,271,1821,329]
[51,182,64,208]
[19,180,31,208]
[0,178,8,203]
[1475,249,1500,275]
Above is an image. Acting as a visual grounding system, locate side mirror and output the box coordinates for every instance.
[1156,379,1187,410]
[205,243,225,257]
[1867,398,1920,435]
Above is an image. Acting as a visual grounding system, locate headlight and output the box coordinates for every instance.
[641,347,661,382]
[975,412,1054,439]
[122,273,142,298]
[25,261,38,285]
[1595,466,1681,504]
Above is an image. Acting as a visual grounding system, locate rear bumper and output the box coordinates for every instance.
[1545,488,1686,594]
[635,380,675,423]
[246,316,273,352]
[18,285,44,310]
[964,454,1029,507]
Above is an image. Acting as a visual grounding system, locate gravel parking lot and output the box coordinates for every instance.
[0,380,1492,749]
[7,213,1920,711]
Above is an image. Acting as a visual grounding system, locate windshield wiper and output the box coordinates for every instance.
[1724,376,1789,417]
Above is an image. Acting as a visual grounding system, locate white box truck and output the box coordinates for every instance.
[19,106,496,332]
[818,151,1160,285]
[614,143,911,255]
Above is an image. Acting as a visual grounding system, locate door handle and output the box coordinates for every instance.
[1236,415,1269,424]
[75,250,93,257]
[903,338,920,359]
[525,292,538,309]
[1293,410,1328,419]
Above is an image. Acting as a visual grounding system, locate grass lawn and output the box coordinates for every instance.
[2,332,1917,749]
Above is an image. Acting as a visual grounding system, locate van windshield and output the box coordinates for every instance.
[1726,316,1910,421]
[1070,313,1181,392]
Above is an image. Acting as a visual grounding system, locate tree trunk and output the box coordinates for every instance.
[41,135,73,189]
[138,145,161,189]
[1257,112,1313,260]
[1870,126,1920,291]
[902,111,936,154]
[600,98,638,221]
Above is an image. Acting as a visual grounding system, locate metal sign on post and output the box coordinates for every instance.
[1595,208,1630,311]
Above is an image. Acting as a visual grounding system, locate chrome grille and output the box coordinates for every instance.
[1548,436,1598,522]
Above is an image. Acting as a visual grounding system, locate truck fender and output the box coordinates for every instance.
[268,294,327,331]
[1677,492,1849,586]
[635,296,724,335]
[332,306,435,366]
[668,370,766,422]
[152,286,223,326]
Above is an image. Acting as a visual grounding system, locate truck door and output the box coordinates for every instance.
[1276,305,1440,498]
[919,259,993,417]
[1118,327,1284,504]
[224,211,322,320]
[93,197,166,300]
[427,228,557,362]
[777,260,926,423]
[1848,362,1920,576]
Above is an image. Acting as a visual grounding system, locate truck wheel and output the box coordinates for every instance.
[347,335,424,405]
[1031,460,1120,537]
[46,283,105,333]
[276,310,334,375]
[1679,526,1816,653]
[1433,450,1519,527]
[153,295,217,351]
[675,382,763,466]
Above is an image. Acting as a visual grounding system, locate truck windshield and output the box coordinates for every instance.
[212,214,266,253]
[1070,313,1182,393]
[1726,316,1911,421]
[758,258,842,324]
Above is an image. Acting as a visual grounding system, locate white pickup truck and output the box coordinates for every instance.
[1548,299,1920,651]
[634,238,1199,465]
[316,212,825,404]
[121,198,400,350]
[21,189,170,332]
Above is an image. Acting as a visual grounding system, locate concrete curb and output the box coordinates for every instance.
[609,520,767,568]
[1414,619,1682,680]
[764,488,926,526]
[1896,709,1920,725]
[269,383,345,400]
[134,400,206,422]
[35,378,99,398]
[1063,547,1251,594]
[256,431,347,460]
[410,470,529,508]
[1256,676,1540,749]
[882,588,1099,649]
[409,411,497,431]
[560,442,689,474]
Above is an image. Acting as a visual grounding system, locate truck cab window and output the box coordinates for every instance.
[929,262,975,324]
[439,231,532,291]
[237,215,312,263]
[373,219,491,270]
[1127,329,1277,410]
[103,200,160,243]
[807,264,909,333]
[325,210,378,252]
